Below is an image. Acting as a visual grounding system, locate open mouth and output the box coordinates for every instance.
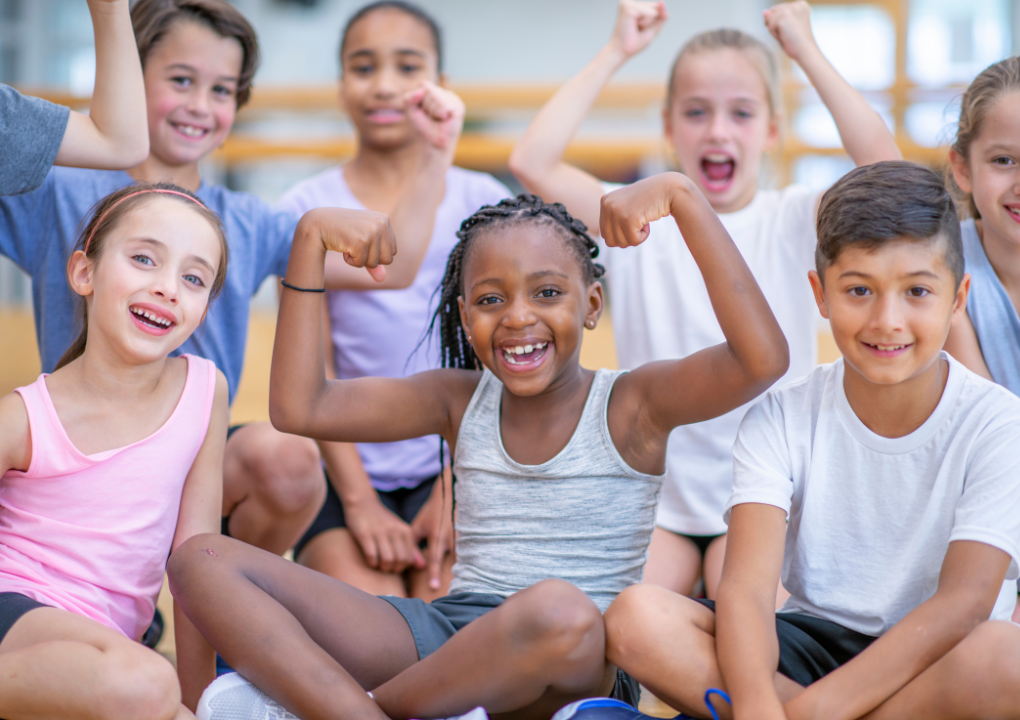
[499,342,550,368]
[699,152,736,192]
[130,306,176,335]
[171,122,210,139]
[863,341,912,357]
[1006,205,1020,223]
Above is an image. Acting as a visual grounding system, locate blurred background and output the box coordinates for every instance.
[2,0,1019,420]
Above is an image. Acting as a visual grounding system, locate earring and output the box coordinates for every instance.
[585,320,595,329]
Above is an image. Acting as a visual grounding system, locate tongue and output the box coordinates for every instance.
[703,160,734,182]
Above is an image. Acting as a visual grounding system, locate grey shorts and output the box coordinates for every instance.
[0,592,48,646]
[382,592,641,707]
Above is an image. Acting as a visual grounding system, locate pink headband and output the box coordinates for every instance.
[84,189,205,254]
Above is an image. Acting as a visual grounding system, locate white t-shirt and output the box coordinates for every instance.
[729,354,1020,636]
[600,184,820,535]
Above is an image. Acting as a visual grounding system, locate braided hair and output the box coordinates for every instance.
[427,194,605,372]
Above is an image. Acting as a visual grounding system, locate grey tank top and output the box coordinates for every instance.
[961,219,1020,396]
[449,368,664,612]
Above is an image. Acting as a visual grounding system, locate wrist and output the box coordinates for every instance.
[598,41,631,71]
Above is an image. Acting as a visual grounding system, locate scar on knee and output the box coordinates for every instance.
[205,548,218,557]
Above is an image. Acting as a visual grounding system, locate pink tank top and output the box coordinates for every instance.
[0,355,216,640]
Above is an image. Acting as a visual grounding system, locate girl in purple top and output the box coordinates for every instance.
[278,1,508,600]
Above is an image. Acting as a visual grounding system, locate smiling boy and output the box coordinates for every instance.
[603,161,1020,720]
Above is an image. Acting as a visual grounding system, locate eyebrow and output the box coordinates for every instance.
[469,270,571,293]
[346,48,426,60]
[165,63,238,84]
[837,269,941,280]
[132,237,217,274]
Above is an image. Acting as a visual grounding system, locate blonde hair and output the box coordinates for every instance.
[949,56,1020,219]
[667,28,781,118]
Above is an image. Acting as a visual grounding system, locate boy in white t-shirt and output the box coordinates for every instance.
[602,162,1020,720]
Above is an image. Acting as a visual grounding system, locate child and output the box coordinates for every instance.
[509,0,901,598]
[1,0,147,195]
[941,57,1020,618]
[0,183,228,720]
[169,173,789,720]
[277,0,510,599]
[602,162,1020,720]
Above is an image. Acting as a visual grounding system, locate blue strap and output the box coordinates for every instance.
[703,689,732,720]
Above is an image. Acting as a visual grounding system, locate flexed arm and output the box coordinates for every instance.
[765,1,901,167]
[509,0,667,231]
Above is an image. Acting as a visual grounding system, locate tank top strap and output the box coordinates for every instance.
[174,355,218,440]
[12,375,66,478]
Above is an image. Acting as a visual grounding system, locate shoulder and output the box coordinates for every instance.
[199,184,299,235]
[748,363,835,428]
[0,390,31,473]
[952,356,1020,428]
[277,167,346,214]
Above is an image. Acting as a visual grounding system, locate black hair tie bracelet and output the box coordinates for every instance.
[281,279,326,293]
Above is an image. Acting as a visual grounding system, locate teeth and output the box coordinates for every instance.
[176,124,206,138]
[704,153,731,163]
[502,342,547,363]
[133,308,172,328]
[874,344,905,351]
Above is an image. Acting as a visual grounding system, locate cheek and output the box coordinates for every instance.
[212,103,237,135]
[147,89,180,126]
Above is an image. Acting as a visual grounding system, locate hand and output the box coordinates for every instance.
[345,495,425,574]
[763,1,817,63]
[307,207,397,283]
[599,173,687,247]
[410,473,455,591]
[608,0,668,59]
[404,81,465,155]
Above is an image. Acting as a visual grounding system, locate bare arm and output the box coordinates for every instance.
[943,311,994,381]
[0,393,31,478]
[270,208,477,445]
[785,541,1010,720]
[323,82,464,291]
[764,1,901,167]
[508,0,667,232]
[55,0,148,169]
[170,369,228,711]
[716,503,790,720]
[601,173,789,438]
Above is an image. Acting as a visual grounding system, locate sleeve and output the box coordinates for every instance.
[0,171,58,273]
[276,183,312,217]
[0,85,70,196]
[950,403,1020,580]
[260,202,300,280]
[726,392,796,524]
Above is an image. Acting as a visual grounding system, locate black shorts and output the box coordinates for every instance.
[383,592,641,708]
[696,599,876,686]
[0,592,48,646]
[293,473,438,559]
[681,533,724,558]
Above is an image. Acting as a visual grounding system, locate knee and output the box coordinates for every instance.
[240,432,324,515]
[511,579,604,656]
[953,621,1020,692]
[604,584,686,667]
[97,646,180,720]
[167,533,230,599]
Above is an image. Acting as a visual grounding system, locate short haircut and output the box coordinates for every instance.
[131,0,260,109]
[339,1,443,74]
[816,161,963,286]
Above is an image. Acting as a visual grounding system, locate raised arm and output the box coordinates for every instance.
[271,208,475,445]
[601,173,789,436]
[764,1,900,167]
[323,82,464,291]
[508,0,667,231]
[55,0,148,169]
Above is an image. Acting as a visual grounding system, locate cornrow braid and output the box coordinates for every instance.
[426,194,605,372]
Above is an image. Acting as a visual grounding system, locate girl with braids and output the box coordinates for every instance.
[169,172,789,720]
[942,57,1020,622]
[278,0,509,601]
[510,0,901,601]
[0,182,229,720]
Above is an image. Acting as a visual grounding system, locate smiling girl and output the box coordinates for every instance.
[510,0,901,599]
[0,183,228,720]
[169,172,787,720]
[277,1,509,601]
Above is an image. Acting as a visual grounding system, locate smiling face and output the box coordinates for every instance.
[74,197,224,364]
[457,224,603,397]
[810,238,968,388]
[665,48,779,213]
[143,20,244,170]
[340,8,440,151]
[951,92,1020,250]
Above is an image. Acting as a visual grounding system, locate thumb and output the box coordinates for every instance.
[367,265,387,282]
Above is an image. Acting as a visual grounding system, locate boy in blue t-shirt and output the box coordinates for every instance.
[602,162,1020,720]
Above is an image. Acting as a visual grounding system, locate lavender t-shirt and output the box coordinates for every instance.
[278,166,509,490]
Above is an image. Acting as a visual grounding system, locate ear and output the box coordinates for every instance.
[67,250,95,300]
[337,80,348,116]
[949,149,972,195]
[950,273,971,327]
[808,269,829,320]
[764,110,782,152]
[457,295,470,343]
[584,281,605,330]
[662,104,675,152]
[438,71,448,88]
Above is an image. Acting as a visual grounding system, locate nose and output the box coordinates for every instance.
[501,294,537,330]
[184,87,211,117]
[705,111,730,143]
[870,292,904,334]
[372,67,399,99]
[152,270,179,306]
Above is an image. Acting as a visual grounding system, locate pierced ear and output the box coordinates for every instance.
[948,149,972,194]
[808,270,829,320]
[585,281,605,330]
[67,250,94,299]
[438,72,448,88]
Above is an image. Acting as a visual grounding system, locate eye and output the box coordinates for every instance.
[351,64,374,76]
[170,76,192,88]
[536,288,561,299]
[684,108,706,119]
[212,84,234,98]
[184,274,206,288]
[132,254,155,266]
[992,156,1015,166]
[733,108,754,120]
[848,286,870,297]
[478,295,501,306]
[400,63,423,74]
[907,286,930,298]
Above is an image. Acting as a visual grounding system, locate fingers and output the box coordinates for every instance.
[366,265,387,283]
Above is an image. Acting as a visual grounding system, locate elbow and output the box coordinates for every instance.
[750,335,790,388]
[268,395,304,436]
[122,135,150,168]
[508,145,540,191]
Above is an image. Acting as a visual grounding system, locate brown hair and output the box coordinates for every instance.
[949,56,1020,219]
[816,161,963,287]
[340,1,443,74]
[55,183,229,371]
[131,0,260,108]
[667,28,781,117]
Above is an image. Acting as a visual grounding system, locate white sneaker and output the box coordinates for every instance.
[197,672,300,720]
[445,708,489,720]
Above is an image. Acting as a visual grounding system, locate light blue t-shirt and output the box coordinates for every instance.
[961,218,1020,397]
[0,167,298,403]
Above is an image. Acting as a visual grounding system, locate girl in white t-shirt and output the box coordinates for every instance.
[510,0,901,599]
[277,1,509,602]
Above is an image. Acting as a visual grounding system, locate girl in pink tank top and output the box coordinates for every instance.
[0,182,229,720]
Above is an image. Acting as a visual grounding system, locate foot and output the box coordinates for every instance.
[197,672,299,720]
[552,698,694,720]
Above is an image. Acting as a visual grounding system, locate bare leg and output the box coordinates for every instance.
[223,423,327,555]
[0,606,187,720]
[702,536,726,600]
[604,584,801,719]
[1012,594,1020,624]
[642,527,704,595]
[298,528,408,598]
[406,552,456,602]
[170,534,613,720]
[864,620,1020,720]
